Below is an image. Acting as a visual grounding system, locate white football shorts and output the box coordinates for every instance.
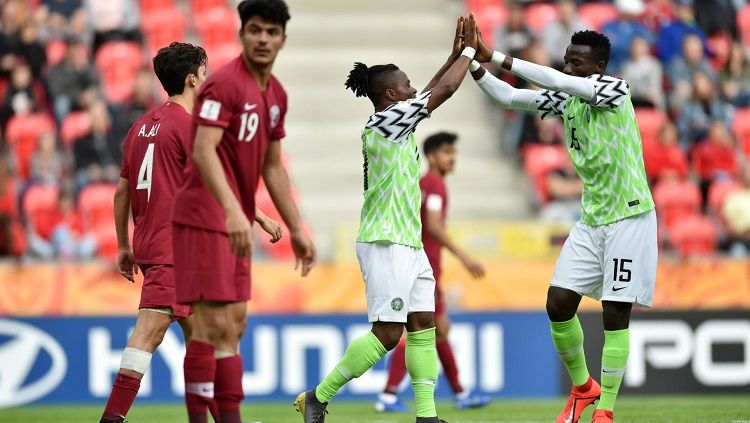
[356,241,436,323]
[551,209,658,307]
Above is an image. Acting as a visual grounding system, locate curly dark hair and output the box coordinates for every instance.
[570,30,611,65]
[237,0,290,29]
[152,42,207,96]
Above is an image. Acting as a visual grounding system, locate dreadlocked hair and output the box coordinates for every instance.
[345,62,399,99]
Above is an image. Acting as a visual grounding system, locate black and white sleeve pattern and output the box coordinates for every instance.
[535,89,570,120]
[587,74,629,109]
[365,91,432,142]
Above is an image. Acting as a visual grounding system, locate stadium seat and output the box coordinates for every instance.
[191,0,227,14]
[95,42,144,104]
[92,221,118,259]
[471,1,507,48]
[738,4,750,49]
[634,108,667,147]
[668,214,717,256]
[141,7,186,54]
[139,0,174,13]
[196,7,239,47]
[60,111,92,149]
[5,113,56,179]
[205,42,242,70]
[652,179,702,229]
[707,179,743,220]
[524,3,559,34]
[78,183,117,231]
[522,143,568,203]
[578,2,618,32]
[732,108,750,159]
[45,38,67,67]
[23,185,60,240]
[707,32,731,71]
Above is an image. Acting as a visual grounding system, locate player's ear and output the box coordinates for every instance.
[384,88,397,101]
[596,60,606,74]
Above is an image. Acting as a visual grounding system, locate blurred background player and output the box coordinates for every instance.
[375,131,489,413]
[171,1,315,422]
[469,29,657,423]
[294,14,480,423]
[100,42,207,423]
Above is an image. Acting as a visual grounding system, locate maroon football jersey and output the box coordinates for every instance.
[173,56,287,232]
[420,171,447,273]
[120,102,192,264]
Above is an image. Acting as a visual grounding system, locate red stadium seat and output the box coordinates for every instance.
[732,108,750,160]
[738,4,750,50]
[78,183,117,231]
[524,3,559,34]
[141,7,186,54]
[652,179,702,229]
[634,108,667,147]
[60,111,92,149]
[471,1,507,48]
[668,214,717,256]
[191,0,227,13]
[139,0,174,13]
[522,143,568,203]
[23,185,60,239]
[95,42,144,104]
[92,221,119,259]
[5,113,56,179]
[707,179,743,220]
[578,3,618,32]
[196,7,239,47]
[45,38,67,67]
[205,42,242,70]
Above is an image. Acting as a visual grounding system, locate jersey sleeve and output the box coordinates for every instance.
[366,91,432,142]
[270,88,287,141]
[587,75,629,109]
[194,78,237,128]
[535,89,570,120]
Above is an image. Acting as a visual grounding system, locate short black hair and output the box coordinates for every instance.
[152,42,207,96]
[345,62,400,102]
[570,30,611,65]
[423,132,457,155]
[238,0,290,30]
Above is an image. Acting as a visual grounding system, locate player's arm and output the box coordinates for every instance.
[192,125,252,257]
[470,64,540,111]
[423,203,485,279]
[422,16,464,93]
[262,141,317,276]
[113,177,137,282]
[255,207,282,243]
[424,13,480,112]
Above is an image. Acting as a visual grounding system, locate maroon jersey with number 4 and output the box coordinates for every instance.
[120,102,192,265]
[172,56,287,232]
[420,171,447,278]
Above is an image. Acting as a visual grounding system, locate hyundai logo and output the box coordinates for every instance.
[0,319,67,407]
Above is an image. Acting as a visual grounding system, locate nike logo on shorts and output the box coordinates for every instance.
[612,286,627,292]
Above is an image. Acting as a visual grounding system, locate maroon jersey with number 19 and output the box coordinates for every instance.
[172,56,287,231]
[120,102,192,265]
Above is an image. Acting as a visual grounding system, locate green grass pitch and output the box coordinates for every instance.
[2,395,749,423]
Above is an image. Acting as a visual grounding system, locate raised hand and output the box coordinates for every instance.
[463,12,479,50]
[475,24,493,63]
[451,16,465,57]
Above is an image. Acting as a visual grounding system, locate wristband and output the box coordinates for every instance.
[491,51,507,67]
[461,47,476,60]
[469,60,481,72]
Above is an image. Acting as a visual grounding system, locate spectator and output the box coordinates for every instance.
[29,132,64,186]
[622,35,665,109]
[72,100,120,190]
[0,148,24,256]
[602,0,653,75]
[46,36,99,121]
[720,42,750,108]
[643,121,688,183]
[677,72,734,147]
[493,0,533,62]
[13,23,47,79]
[1,62,44,129]
[540,156,582,223]
[27,185,96,260]
[0,0,31,77]
[656,0,707,65]
[84,0,141,54]
[722,165,750,256]
[668,34,717,113]
[113,67,155,140]
[694,0,737,39]
[541,0,587,69]
[691,121,738,201]
[642,0,674,33]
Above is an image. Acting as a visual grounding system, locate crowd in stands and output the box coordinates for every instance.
[469,0,750,256]
[0,0,246,260]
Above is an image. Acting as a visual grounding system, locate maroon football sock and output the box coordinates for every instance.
[184,341,216,423]
[101,371,140,421]
[384,337,407,394]
[437,339,463,394]
[214,354,245,423]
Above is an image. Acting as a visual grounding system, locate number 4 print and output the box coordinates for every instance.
[137,143,154,200]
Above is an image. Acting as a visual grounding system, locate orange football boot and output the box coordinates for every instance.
[555,377,601,423]
[591,409,614,422]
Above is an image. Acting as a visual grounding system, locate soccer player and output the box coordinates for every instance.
[295,14,480,423]
[172,1,315,423]
[469,30,657,423]
[101,42,283,423]
[375,131,489,412]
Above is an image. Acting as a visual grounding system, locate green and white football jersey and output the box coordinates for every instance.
[356,91,432,248]
[536,74,655,226]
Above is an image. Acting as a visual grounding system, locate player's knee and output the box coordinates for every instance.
[546,296,573,322]
[372,323,405,351]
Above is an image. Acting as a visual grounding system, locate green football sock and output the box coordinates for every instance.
[598,328,629,411]
[406,327,438,418]
[315,331,387,403]
[550,315,590,387]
